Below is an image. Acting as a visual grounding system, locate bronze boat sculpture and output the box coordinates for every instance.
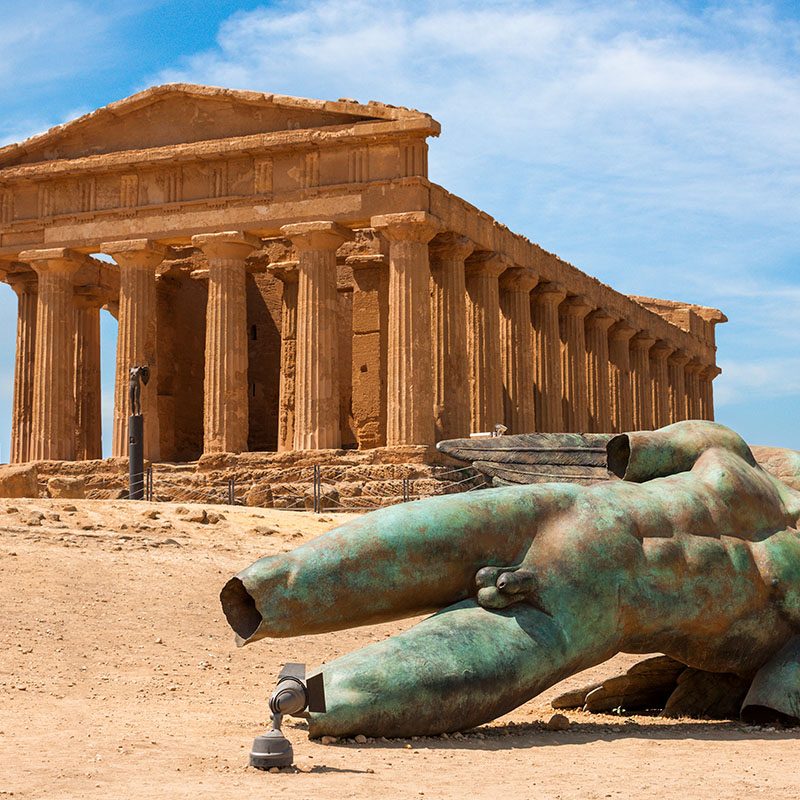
[221,421,800,736]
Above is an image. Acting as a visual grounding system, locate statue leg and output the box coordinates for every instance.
[306,599,617,738]
[742,635,800,724]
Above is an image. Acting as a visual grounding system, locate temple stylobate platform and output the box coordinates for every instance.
[0,84,726,464]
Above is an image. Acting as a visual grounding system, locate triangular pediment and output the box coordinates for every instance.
[0,84,432,167]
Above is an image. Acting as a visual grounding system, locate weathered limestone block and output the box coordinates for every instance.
[372,212,439,447]
[47,476,86,499]
[245,482,274,508]
[499,267,538,434]
[0,463,38,498]
[558,295,591,432]
[531,282,566,433]
[282,221,354,450]
[348,254,388,449]
[429,234,472,441]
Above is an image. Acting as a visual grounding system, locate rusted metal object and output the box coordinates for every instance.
[221,421,800,737]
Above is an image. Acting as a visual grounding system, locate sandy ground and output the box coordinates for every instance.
[1,498,799,800]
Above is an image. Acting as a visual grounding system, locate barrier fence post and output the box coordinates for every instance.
[313,465,321,514]
[402,478,409,503]
[228,477,235,505]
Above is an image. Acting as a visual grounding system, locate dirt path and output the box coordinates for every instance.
[1,499,798,799]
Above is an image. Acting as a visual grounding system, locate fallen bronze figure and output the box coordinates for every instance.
[221,421,800,737]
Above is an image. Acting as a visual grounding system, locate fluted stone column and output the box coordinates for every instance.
[347,254,388,449]
[649,341,672,429]
[103,239,166,461]
[282,221,354,450]
[500,268,538,433]
[700,365,720,421]
[429,233,472,440]
[8,272,38,463]
[685,359,703,421]
[584,309,615,433]
[372,212,439,446]
[530,282,566,432]
[192,232,259,454]
[73,290,103,461]
[270,261,299,452]
[630,332,655,430]
[465,252,506,433]
[559,295,591,432]
[20,249,81,461]
[667,350,690,423]
[608,321,636,433]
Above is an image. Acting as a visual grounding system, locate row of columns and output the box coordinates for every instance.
[8,213,720,462]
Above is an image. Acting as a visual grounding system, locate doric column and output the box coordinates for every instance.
[685,358,704,421]
[700,364,721,421]
[465,251,506,433]
[558,295,591,432]
[630,332,655,430]
[530,282,567,432]
[102,239,166,461]
[429,233,472,440]
[608,321,636,433]
[20,249,81,461]
[270,261,299,452]
[73,289,103,460]
[649,341,673,429]
[8,272,38,463]
[667,350,690,423]
[371,212,439,446]
[281,221,354,450]
[499,267,538,433]
[192,232,259,454]
[347,254,388,449]
[584,309,615,433]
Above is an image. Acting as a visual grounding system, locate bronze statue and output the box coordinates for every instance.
[128,365,150,416]
[221,421,800,737]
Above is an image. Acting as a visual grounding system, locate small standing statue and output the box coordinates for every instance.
[129,366,150,417]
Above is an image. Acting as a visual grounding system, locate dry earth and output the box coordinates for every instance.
[1,499,798,800]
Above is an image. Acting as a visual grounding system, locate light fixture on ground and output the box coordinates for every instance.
[249,663,326,770]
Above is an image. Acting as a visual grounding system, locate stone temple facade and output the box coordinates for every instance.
[0,84,725,464]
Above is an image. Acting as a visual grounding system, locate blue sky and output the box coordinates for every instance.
[1,0,798,458]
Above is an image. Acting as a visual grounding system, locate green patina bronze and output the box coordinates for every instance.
[221,421,800,737]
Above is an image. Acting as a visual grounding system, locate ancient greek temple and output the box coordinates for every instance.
[0,85,725,464]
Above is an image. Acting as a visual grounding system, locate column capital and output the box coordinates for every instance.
[585,308,616,332]
[685,357,705,374]
[609,320,637,342]
[560,294,592,319]
[18,248,85,275]
[101,239,168,269]
[630,331,656,351]
[465,250,510,279]
[268,260,300,283]
[192,231,261,262]
[281,221,354,251]
[345,253,387,271]
[429,232,474,263]
[649,340,674,360]
[73,286,106,309]
[702,364,722,379]
[499,266,538,293]
[531,281,566,306]
[668,349,690,368]
[6,270,37,294]
[371,211,440,243]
